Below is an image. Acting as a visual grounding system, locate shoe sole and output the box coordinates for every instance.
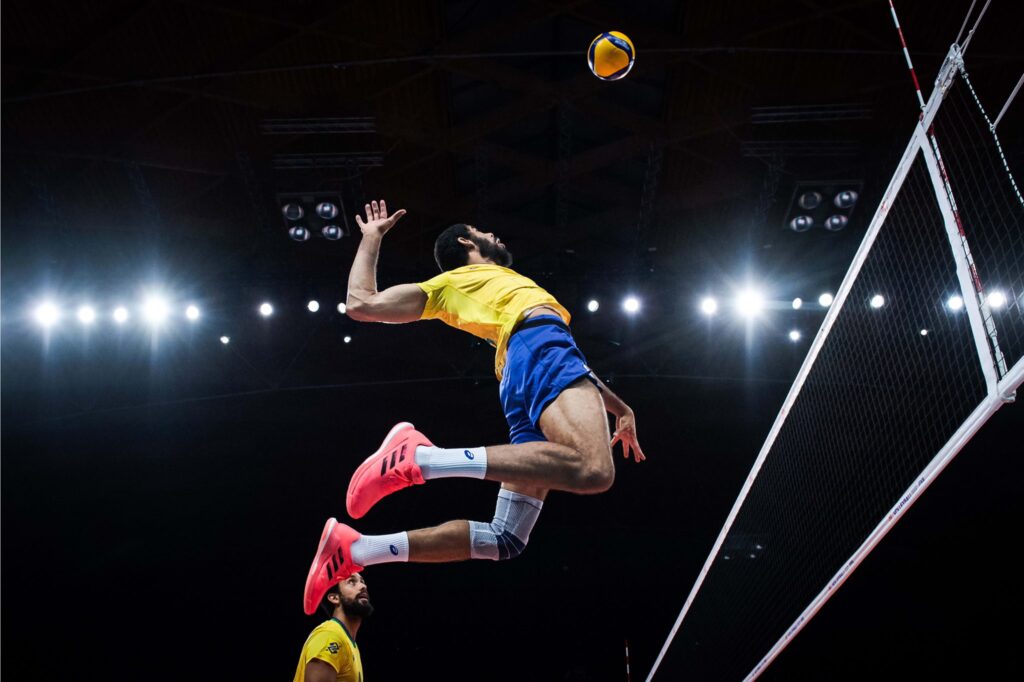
[347,422,414,518]
[303,517,338,614]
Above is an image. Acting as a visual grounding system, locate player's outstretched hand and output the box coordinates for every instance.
[611,408,646,463]
[355,199,406,238]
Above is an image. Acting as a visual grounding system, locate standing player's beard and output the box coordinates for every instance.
[342,595,374,619]
[473,236,513,267]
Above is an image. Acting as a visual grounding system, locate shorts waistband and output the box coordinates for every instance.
[512,315,570,337]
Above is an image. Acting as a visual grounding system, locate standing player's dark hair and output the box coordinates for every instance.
[319,584,341,617]
[434,223,473,272]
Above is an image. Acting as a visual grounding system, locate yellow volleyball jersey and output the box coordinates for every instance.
[416,263,571,379]
[293,618,363,682]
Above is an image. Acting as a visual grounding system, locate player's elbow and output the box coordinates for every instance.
[345,300,375,321]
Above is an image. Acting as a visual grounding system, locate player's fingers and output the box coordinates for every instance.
[391,209,407,224]
[380,199,388,218]
[371,200,380,219]
[364,203,372,221]
[355,213,366,227]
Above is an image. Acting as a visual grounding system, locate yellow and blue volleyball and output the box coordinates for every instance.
[587,31,635,81]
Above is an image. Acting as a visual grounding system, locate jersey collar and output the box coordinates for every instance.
[331,617,358,648]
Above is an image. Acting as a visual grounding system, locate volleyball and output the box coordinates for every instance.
[587,31,635,81]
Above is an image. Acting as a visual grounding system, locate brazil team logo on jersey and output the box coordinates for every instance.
[327,641,340,654]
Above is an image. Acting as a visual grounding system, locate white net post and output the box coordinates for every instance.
[921,49,1005,395]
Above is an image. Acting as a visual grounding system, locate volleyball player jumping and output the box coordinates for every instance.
[304,199,645,614]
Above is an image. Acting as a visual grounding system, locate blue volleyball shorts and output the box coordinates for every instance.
[499,315,596,445]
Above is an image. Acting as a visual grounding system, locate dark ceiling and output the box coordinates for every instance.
[2,1,1022,680]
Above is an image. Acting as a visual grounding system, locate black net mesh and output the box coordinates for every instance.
[653,155,988,680]
[930,67,1024,375]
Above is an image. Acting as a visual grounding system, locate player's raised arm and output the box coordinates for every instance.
[345,199,427,323]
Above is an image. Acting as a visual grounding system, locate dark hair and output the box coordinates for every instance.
[319,584,341,617]
[434,223,472,272]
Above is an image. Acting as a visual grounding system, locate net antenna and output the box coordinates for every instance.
[646,7,1024,681]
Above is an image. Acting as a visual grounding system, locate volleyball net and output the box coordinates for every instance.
[647,43,1024,681]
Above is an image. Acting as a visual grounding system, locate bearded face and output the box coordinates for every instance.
[470,232,513,267]
[340,590,374,619]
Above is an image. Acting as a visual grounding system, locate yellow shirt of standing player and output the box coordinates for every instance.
[293,618,363,682]
[416,263,571,380]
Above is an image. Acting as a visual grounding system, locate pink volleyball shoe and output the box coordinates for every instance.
[303,518,363,615]
[346,422,433,519]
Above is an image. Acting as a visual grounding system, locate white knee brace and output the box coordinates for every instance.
[468,489,543,560]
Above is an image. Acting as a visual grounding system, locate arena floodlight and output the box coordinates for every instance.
[700,297,718,316]
[343,335,352,344]
[307,300,320,312]
[34,301,61,327]
[282,203,304,221]
[920,329,929,336]
[112,306,130,324]
[947,294,964,311]
[587,299,599,312]
[259,302,273,317]
[818,292,834,307]
[322,225,344,240]
[735,289,764,318]
[185,304,200,321]
[789,215,813,232]
[986,290,1007,309]
[77,305,97,325]
[623,296,641,314]
[142,296,170,325]
[792,297,803,310]
[834,190,859,208]
[288,226,310,242]
[220,335,230,345]
[337,302,347,314]
[789,330,802,342]
[797,191,822,210]
[824,215,849,231]
[316,202,339,220]
[869,294,885,309]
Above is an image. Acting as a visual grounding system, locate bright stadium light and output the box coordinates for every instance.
[819,292,834,307]
[185,304,201,321]
[77,305,97,325]
[219,335,230,345]
[113,306,130,324]
[792,297,803,310]
[142,296,170,325]
[343,335,352,344]
[622,296,641,314]
[700,297,718,316]
[735,289,764,318]
[789,330,801,342]
[307,300,320,313]
[987,290,1007,309]
[337,302,347,314]
[259,302,273,317]
[869,294,885,309]
[587,299,599,312]
[920,329,929,336]
[34,302,61,328]
[947,295,964,311]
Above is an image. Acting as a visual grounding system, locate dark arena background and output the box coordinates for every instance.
[2,2,1022,680]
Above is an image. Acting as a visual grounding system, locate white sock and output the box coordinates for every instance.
[415,445,487,480]
[350,532,409,566]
